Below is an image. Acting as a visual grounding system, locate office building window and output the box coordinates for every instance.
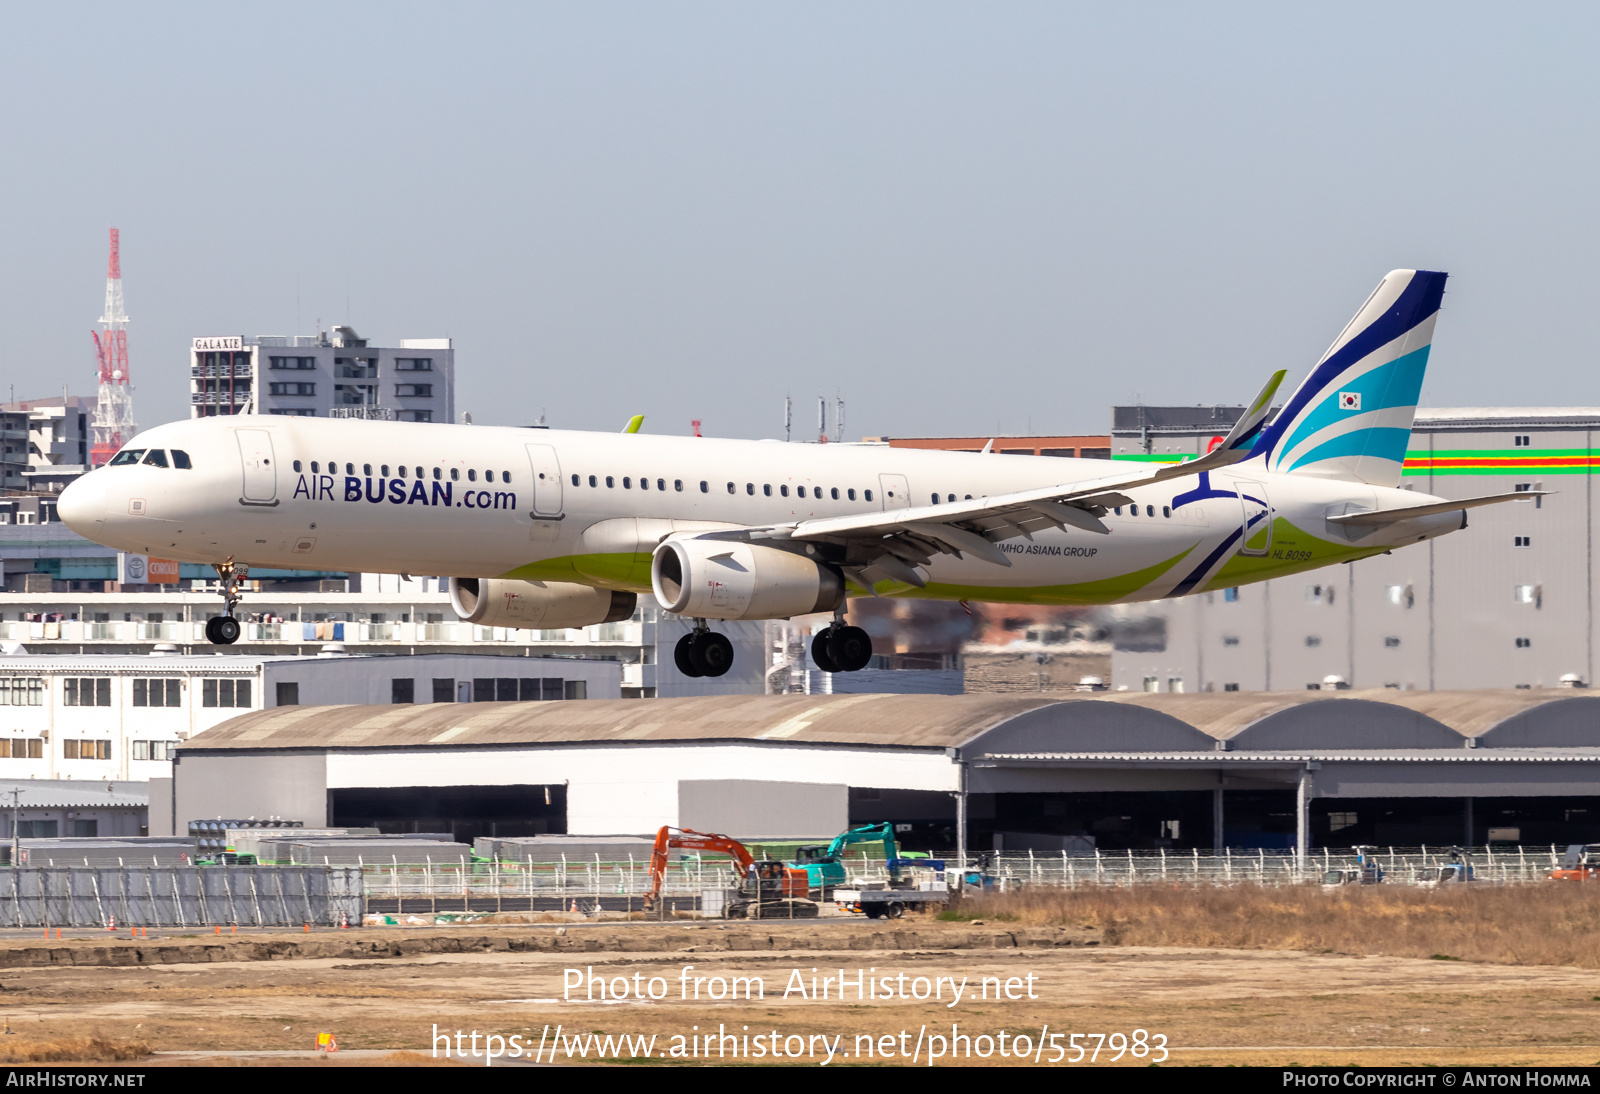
[132,679,181,707]
[395,358,433,371]
[1384,636,1401,648]
[276,682,300,706]
[62,739,111,760]
[399,410,433,423]
[433,678,455,703]
[268,382,317,396]
[0,680,43,707]
[1514,535,1532,548]
[392,678,415,704]
[1513,435,1531,447]
[202,678,252,708]
[1222,683,1240,692]
[1385,584,1414,608]
[395,384,432,398]
[1305,636,1322,647]
[268,356,317,370]
[0,739,41,758]
[62,678,111,707]
[1515,637,1532,648]
[132,740,177,761]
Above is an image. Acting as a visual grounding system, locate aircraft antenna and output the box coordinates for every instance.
[89,227,136,467]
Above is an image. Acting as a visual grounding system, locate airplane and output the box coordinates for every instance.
[57,269,1539,680]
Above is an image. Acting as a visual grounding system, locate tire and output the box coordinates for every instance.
[214,616,241,645]
[864,907,884,920]
[810,628,840,673]
[886,902,905,919]
[674,633,702,677]
[203,617,221,644]
[695,632,735,677]
[828,625,873,672]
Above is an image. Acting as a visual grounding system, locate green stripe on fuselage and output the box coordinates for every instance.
[1199,516,1386,591]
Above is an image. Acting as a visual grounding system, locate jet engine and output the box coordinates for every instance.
[448,578,636,629]
[651,538,845,621]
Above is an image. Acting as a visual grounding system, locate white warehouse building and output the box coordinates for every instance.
[0,652,621,784]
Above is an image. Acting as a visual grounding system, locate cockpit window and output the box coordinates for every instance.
[108,449,145,466]
[171,450,192,469]
[141,450,168,468]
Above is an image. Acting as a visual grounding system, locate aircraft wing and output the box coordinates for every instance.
[684,372,1288,590]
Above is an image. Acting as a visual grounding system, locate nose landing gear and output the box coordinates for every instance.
[205,558,245,646]
[674,620,734,678]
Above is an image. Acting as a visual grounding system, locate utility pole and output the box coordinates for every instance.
[817,396,827,444]
[10,788,19,868]
[784,395,791,442]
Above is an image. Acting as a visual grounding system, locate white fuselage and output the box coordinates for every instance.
[58,415,1463,607]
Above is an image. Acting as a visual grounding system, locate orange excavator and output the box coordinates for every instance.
[643,826,809,915]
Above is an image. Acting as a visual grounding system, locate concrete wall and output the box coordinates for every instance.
[174,752,328,829]
[678,779,847,839]
[147,777,173,836]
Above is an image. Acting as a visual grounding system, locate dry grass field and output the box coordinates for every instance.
[946,883,1600,968]
[0,888,1594,1067]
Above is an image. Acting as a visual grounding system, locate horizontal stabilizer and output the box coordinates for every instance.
[1326,490,1549,527]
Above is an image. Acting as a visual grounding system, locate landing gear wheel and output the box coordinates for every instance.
[810,628,841,673]
[828,625,873,672]
[674,633,703,678]
[689,631,734,677]
[206,617,240,645]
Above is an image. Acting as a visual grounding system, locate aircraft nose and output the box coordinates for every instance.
[57,473,105,538]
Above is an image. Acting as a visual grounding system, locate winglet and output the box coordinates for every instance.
[1225,369,1286,457]
[621,415,644,434]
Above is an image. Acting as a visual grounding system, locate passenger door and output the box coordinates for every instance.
[1232,479,1272,557]
[878,473,911,511]
[234,429,277,505]
[525,444,564,517]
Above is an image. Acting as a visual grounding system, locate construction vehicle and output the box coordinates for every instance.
[643,826,813,918]
[1321,845,1385,887]
[787,823,904,894]
[1548,844,1600,881]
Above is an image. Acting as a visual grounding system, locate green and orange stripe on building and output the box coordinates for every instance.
[1402,448,1600,477]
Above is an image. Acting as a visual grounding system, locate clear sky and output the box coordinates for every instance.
[1,4,1596,439]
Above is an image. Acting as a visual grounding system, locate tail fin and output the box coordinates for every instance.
[1248,269,1447,487]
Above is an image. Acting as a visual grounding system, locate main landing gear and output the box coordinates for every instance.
[675,621,735,679]
[204,558,245,646]
[811,620,873,674]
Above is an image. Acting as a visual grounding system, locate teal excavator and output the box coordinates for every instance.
[786,823,901,891]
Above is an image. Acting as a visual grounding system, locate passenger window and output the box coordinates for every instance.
[380,465,389,476]
[797,486,807,498]
[675,480,683,492]
[1146,505,1155,517]
[699,481,707,493]
[415,467,423,479]
[590,475,598,487]
[142,450,168,467]
[657,478,665,491]
[947,494,955,503]
[746,483,754,495]
[108,449,144,466]
[363,464,372,476]
[171,450,192,470]
[450,468,460,481]
[293,460,303,472]
[848,488,856,501]
[726,482,735,494]
[397,465,407,478]
[763,484,772,496]
[931,493,939,505]
[830,488,839,500]
[780,485,789,497]
[606,476,615,488]
[639,477,648,490]
[1163,506,1171,518]
[433,468,441,480]
[571,474,579,486]
[864,489,873,502]
[310,461,320,473]
[623,477,631,488]
[503,472,512,484]
[346,463,355,475]
[468,469,477,482]
[1130,506,1138,517]
[1114,506,1122,515]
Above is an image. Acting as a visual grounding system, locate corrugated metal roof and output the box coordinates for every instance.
[0,782,147,808]
[180,689,1600,754]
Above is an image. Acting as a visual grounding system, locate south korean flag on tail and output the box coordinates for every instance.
[1338,391,1361,411]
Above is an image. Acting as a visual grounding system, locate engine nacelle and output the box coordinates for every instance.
[449,578,635,629]
[651,539,845,621]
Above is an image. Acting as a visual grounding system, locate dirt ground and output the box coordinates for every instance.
[4,920,1599,1067]
[962,650,1112,694]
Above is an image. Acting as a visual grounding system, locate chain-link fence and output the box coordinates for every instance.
[0,866,363,928]
[357,844,1574,916]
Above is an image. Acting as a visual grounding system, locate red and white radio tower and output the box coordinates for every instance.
[89,227,136,467]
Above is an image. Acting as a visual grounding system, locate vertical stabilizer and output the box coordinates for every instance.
[1249,269,1446,487]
